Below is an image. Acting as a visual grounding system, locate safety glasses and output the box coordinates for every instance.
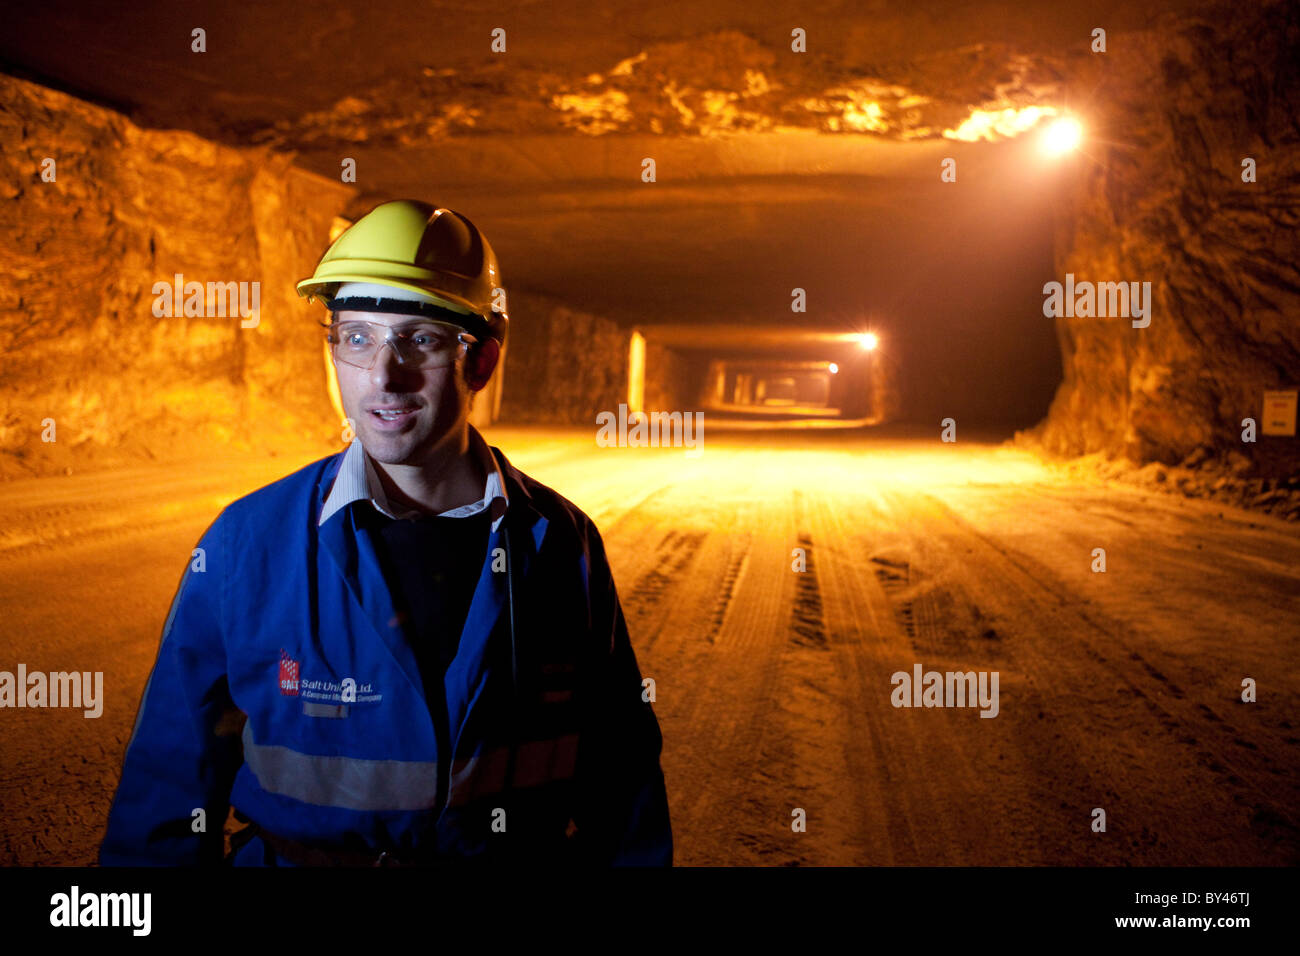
[325,319,476,370]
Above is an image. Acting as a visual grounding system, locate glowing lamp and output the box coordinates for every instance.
[1041,117,1082,155]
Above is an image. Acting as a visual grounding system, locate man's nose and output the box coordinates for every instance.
[369,340,409,384]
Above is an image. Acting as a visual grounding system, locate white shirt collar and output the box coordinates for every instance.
[318,424,508,532]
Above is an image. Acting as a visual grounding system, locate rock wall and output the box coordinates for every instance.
[497,305,707,426]
[1029,0,1300,480]
[0,73,353,480]
[642,344,708,415]
[498,289,629,424]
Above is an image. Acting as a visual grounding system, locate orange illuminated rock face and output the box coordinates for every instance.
[1032,0,1300,479]
[0,74,352,479]
[496,291,629,425]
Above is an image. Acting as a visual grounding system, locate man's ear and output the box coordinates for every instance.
[464,338,501,391]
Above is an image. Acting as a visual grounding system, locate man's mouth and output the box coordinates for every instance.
[367,405,419,425]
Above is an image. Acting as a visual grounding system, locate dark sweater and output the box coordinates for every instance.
[357,503,493,801]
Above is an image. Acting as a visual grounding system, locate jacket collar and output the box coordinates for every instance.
[318,424,508,531]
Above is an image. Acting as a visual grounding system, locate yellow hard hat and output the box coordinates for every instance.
[296,199,508,342]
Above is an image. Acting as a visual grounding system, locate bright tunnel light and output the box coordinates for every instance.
[943,105,1056,142]
[828,362,839,374]
[1041,117,1083,155]
[858,332,879,351]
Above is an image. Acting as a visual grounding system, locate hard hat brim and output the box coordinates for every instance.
[296,273,475,316]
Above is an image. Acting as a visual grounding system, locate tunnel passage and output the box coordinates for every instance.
[635,326,895,422]
[0,0,1294,488]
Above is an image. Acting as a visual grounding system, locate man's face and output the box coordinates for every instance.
[330,310,472,465]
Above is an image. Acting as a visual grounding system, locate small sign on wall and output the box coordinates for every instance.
[1262,390,1298,436]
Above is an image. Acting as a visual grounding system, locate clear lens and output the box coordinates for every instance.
[327,320,472,370]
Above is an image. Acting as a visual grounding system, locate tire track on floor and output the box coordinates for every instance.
[901,488,1300,863]
[667,482,803,863]
[809,487,1031,864]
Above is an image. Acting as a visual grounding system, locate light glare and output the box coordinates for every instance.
[1041,117,1082,155]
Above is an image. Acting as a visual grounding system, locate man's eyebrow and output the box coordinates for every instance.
[331,319,451,331]
[391,321,457,333]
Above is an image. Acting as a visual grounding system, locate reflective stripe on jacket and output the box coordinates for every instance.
[99,443,673,866]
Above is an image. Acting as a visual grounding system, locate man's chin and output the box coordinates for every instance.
[358,427,425,465]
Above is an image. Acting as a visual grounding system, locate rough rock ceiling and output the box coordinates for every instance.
[2,0,1205,147]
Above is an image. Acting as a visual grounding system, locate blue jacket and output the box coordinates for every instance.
[99,443,672,866]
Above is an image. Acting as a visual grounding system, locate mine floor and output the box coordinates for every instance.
[2,425,1296,865]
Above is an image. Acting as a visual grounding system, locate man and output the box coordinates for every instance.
[99,199,672,866]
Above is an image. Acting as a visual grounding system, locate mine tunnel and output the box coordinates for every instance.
[0,0,1298,876]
